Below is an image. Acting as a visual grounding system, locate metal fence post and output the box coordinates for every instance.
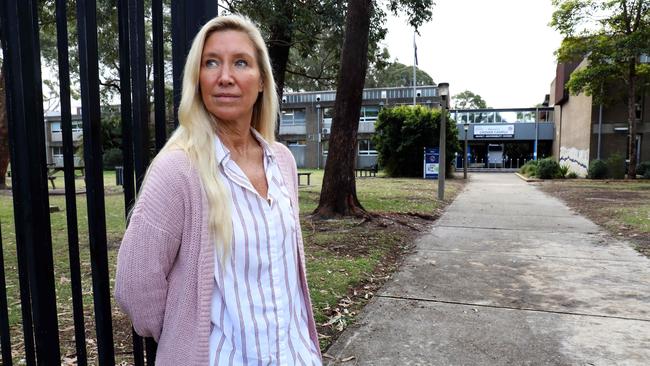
[76,0,116,364]
[0,0,61,363]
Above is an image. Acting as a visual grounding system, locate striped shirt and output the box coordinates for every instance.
[209,130,321,366]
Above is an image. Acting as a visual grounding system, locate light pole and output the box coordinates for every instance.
[438,82,449,201]
[463,122,469,179]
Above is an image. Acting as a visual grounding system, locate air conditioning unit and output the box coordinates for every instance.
[321,128,330,134]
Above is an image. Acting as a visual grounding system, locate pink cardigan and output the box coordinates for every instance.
[115,144,320,365]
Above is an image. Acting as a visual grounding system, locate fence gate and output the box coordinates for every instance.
[0,0,216,364]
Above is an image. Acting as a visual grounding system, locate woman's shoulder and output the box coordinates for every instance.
[270,142,295,166]
[145,149,197,188]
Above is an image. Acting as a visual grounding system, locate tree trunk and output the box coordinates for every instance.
[267,1,294,137]
[627,60,637,179]
[313,0,372,218]
[0,68,9,189]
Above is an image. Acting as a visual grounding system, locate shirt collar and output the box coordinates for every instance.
[214,127,275,167]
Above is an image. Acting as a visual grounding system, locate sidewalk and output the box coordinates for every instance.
[325,174,650,365]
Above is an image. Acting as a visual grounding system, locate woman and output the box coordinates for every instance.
[115,15,322,365]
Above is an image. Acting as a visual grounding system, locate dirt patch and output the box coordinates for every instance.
[307,212,438,351]
[538,180,650,258]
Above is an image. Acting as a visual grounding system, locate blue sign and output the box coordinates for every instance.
[423,147,439,179]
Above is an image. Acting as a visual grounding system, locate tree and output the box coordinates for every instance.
[551,0,650,178]
[365,61,434,88]
[452,90,488,109]
[314,0,434,218]
[374,105,460,177]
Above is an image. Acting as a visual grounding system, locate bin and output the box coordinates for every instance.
[115,166,124,186]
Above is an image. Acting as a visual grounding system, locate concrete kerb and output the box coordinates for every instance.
[514,172,542,182]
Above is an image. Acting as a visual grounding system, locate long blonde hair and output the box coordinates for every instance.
[154,14,278,257]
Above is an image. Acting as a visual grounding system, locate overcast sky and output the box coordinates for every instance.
[383,0,563,108]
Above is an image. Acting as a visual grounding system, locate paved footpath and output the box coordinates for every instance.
[325,173,650,366]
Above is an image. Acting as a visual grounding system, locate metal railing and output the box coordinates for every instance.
[0,0,216,364]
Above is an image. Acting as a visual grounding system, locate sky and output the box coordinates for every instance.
[383,0,563,108]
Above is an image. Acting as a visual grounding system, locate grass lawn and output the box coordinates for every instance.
[0,169,464,362]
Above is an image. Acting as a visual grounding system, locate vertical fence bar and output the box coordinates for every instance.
[1,27,36,366]
[0,0,61,363]
[55,1,88,364]
[117,0,143,363]
[152,0,166,152]
[0,223,12,366]
[75,0,116,364]
[171,1,217,126]
[129,0,150,191]
[128,0,155,361]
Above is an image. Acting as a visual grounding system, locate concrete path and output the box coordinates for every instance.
[325,174,650,366]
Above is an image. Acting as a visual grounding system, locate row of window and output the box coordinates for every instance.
[452,111,554,124]
[50,120,83,133]
[281,106,380,125]
[285,139,377,156]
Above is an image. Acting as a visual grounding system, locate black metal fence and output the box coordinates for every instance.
[0,0,216,364]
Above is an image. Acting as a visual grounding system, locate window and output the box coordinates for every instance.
[360,106,380,122]
[281,109,306,125]
[286,140,306,146]
[52,120,83,132]
[322,140,328,155]
[52,146,63,157]
[358,139,377,156]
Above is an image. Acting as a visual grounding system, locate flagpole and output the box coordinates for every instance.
[413,31,417,106]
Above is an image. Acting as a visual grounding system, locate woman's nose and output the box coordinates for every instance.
[217,64,234,86]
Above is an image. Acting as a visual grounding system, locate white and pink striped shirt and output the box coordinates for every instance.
[209,130,321,366]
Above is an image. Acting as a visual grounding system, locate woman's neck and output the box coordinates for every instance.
[216,121,259,157]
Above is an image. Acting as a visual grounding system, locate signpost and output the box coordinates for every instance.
[424,147,439,179]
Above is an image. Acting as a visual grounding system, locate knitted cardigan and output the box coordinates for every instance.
[114,144,320,365]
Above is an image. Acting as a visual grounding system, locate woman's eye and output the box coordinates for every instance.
[234,59,248,68]
[205,59,219,68]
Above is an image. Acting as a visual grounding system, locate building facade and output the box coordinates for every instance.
[278,86,442,169]
[44,113,85,168]
[551,60,650,177]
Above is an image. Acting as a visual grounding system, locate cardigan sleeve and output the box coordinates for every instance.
[114,152,188,341]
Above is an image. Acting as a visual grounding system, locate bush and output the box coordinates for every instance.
[588,159,608,179]
[374,105,461,177]
[637,161,650,178]
[605,153,625,179]
[103,147,123,169]
[537,158,561,179]
[519,160,539,177]
[566,172,578,179]
[558,164,570,178]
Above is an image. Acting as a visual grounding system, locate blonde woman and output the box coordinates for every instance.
[115,15,322,365]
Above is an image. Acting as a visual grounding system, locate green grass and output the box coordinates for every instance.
[1,168,464,359]
[298,168,460,214]
[615,205,650,233]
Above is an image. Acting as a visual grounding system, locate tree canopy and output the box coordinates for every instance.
[452,90,488,109]
[365,61,434,88]
[550,0,650,178]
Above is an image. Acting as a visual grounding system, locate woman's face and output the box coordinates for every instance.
[199,30,263,125]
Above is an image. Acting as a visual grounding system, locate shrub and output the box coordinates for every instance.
[637,161,650,178]
[588,159,608,179]
[605,153,625,179]
[537,158,561,179]
[566,172,578,179]
[519,160,539,177]
[558,164,570,178]
[103,147,123,169]
[374,105,461,177]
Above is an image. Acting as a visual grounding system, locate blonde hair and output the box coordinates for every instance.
[153,14,278,258]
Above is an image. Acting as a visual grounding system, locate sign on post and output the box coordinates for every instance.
[423,147,439,179]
